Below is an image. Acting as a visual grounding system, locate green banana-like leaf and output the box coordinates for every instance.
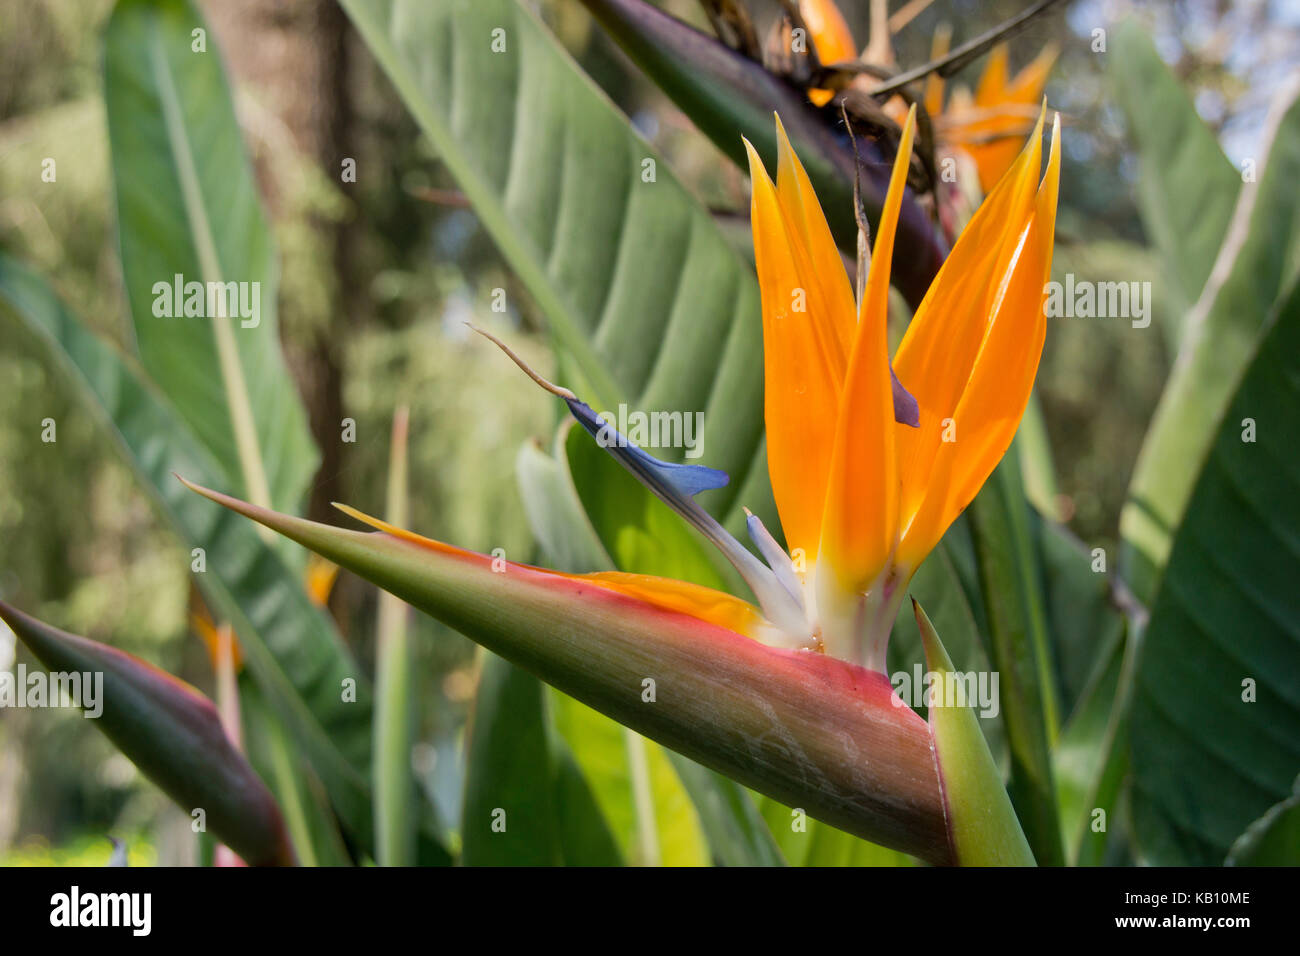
[1017,394,1062,520]
[461,652,621,865]
[966,448,1064,866]
[0,602,295,867]
[462,650,559,868]
[1036,518,1126,721]
[515,429,615,573]
[1121,78,1300,602]
[1225,778,1300,866]
[182,478,954,864]
[661,753,784,866]
[575,0,947,309]
[802,822,915,866]
[549,691,708,865]
[0,254,449,864]
[104,0,317,513]
[756,795,914,866]
[1053,630,1132,866]
[1110,20,1240,335]
[915,601,1035,866]
[340,0,778,539]
[553,736,627,866]
[1129,277,1300,865]
[243,686,355,867]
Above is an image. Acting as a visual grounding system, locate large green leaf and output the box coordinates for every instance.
[515,428,614,573]
[756,795,914,867]
[0,602,295,867]
[461,652,621,865]
[662,753,784,866]
[1036,518,1126,721]
[340,0,776,538]
[1121,79,1300,601]
[243,686,354,867]
[1109,20,1240,336]
[1017,394,1062,520]
[1225,778,1300,866]
[0,254,451,864]
[798,826,914,866]
[549,691,709,865]
[459,653,558,865]
[1053,629,1132,866]
[1129,277,1300,865]
[552,736,626,866]
[104,0,317,513]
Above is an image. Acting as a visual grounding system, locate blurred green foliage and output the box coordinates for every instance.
[1,832,154,867]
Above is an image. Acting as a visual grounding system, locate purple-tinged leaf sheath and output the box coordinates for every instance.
[0,601,295,867]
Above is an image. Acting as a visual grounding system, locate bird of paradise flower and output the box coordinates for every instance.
[189,101,1059,677]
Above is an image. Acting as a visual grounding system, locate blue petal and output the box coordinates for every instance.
[566,399,729,499]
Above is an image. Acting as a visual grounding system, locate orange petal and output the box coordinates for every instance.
[582,572,765,639]
[818,105,917,592]
[801,0,856,106]
[774,114,857,358]
[745,137,847,561]
[333,503,765,638]
[976,106,1049,315]
[975,44,1010,107]
[961,44,1056,191]
[801,0,855,58]
[957,106,1039,193]
[895,112,1060,568]
[893,108,1046,541]
[923,25,952,117]
[191,607,244,672]
[1007,44,1059,104]
[304,554,340,607]
[905,215,1048,559]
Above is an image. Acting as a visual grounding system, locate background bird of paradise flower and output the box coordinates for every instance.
[0,0,1298,867]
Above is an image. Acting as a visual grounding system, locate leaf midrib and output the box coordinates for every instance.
[146,16,273,515]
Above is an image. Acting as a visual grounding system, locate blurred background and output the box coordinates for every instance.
[1,0,1296,864]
